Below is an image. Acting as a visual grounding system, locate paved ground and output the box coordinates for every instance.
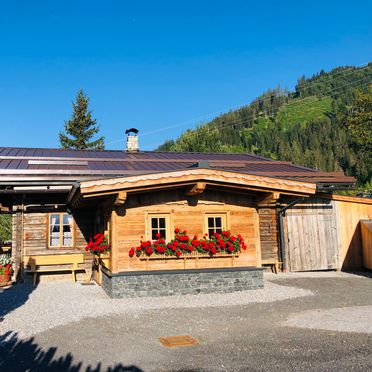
[1,272,372,371]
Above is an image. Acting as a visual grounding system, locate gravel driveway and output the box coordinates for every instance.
[1,271,372,371]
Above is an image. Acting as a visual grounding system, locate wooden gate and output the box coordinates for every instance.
[285,199,339,271]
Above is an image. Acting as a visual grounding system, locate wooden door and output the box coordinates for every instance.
[285,201,339,271]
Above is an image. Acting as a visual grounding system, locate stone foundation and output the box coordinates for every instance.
[101,267,263,298]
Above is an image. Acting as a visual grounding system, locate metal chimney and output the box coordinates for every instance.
[125,128,139,152]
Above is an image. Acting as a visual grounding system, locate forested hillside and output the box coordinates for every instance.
[158,64,372,187]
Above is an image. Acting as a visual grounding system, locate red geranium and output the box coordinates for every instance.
[0,254,14,276]
[129,227,246,258]
[85,234,110,256]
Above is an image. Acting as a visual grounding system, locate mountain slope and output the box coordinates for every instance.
[157,63,372,185]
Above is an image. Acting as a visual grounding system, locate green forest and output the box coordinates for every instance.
[158,64,372,190]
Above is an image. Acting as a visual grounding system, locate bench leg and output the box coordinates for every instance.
[33,273,38,286]
[72,270,76,283]
[274,263,278,274]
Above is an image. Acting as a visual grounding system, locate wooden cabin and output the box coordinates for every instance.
[0,142,370,297]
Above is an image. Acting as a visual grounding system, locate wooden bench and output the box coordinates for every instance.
[261,259,282,274]
[24,254,86,285]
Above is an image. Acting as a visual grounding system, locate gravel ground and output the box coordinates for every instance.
[1,272,372,371]
[0,275,313,338]
[285,305,372,333]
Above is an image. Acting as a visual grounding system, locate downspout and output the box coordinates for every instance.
[277,197,305,272]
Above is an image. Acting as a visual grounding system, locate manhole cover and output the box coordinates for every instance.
[159,335,199,348]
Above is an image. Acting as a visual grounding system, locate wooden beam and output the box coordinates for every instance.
[0,204,10,212]
[114,191,127,206]
[256,192,281,207]
[80,169,317,195]
[83,190,125,199]
[185,182,206,196]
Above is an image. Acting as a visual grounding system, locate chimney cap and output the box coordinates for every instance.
[125,128,139,135]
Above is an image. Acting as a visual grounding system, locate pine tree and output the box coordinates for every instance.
[60,89,105,150]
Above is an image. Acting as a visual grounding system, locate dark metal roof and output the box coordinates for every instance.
[0,146,355,187]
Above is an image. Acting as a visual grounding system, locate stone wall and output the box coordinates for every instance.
[101,267,263,298]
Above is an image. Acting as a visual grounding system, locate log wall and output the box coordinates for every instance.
[258,208,279,262]
[110,189,260,273]
[13,208,94,257]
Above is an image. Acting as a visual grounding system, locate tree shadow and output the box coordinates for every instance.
[0,281,34,321]
[0,331,143,372]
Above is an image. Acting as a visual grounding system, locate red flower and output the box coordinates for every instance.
[174,228,180,233]
[129,248,135,257]
[242,244,247,250]
[145,247,153,255]
[228,246,234,253]
[155,232,161,239]
[230,236,236,242]
[210,247,217,255]
[191,239,200,247]
[136,246,142,251]
[176,251,181,257]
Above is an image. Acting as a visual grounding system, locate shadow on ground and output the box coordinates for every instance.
[0,282,34,321]
[0,331,142,372]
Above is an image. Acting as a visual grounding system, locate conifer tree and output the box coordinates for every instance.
[60,89,105,150]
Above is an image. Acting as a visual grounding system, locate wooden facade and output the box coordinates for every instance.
[361,221,372,270]
[283,195,372,271]
[108,189,260,273]
[11,208,95,278]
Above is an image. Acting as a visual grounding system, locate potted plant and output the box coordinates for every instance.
[85,233,110,256]
[0,254,14,285]
[129,227,247,258]
[85,234,110,283]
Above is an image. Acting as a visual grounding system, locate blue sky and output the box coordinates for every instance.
[0,1,371,150]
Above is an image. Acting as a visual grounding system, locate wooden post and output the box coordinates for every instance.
[12,209,23,282]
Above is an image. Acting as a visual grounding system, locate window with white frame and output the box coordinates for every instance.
[49,213,74,248]
[205,214,227,238]
[147,214,170,240]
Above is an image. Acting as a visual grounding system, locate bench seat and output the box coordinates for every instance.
[24,253,87,285]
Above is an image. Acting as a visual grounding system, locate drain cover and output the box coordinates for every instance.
[159,335,199,348]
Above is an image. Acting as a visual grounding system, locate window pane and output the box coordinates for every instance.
[51,224,60,233]
[215,217,222,228]
[63,226,73,246]
[208,217,214,228]
[216,228,222,233]
[151,218,158,228]
[50,224,60,246]
[151,230,158,240]
[159,218,165,228]
[159,229,166,239]
[63,214,73,225]
[50,214,60,226]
